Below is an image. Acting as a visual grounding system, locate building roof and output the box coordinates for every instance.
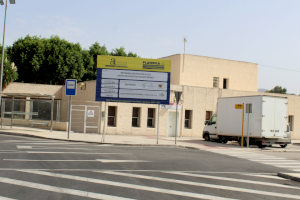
[1,93,55,99]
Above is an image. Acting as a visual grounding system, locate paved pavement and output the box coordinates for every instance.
[1,134,300,200]
[0,125,300,183]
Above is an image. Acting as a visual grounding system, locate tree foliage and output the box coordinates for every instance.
[0,45,18,89]
[7,35,138,85]
[266,86,287,94]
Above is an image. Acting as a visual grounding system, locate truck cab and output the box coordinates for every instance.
[203,115,218,141]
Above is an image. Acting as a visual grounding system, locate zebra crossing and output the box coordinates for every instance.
[0,169,299,199]
[0,135,300,199]
[206,149,300,172]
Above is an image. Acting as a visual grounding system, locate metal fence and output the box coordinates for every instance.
[70,103,101,134]
[1,98,60,128]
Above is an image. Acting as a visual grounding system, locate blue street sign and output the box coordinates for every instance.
[65,79,77,96]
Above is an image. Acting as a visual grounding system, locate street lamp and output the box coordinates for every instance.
[0,0,16,106]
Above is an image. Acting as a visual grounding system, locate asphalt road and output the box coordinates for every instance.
[0,134,300,200]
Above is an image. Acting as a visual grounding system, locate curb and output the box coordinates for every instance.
[278,173,300,182]
[1,131,299,152]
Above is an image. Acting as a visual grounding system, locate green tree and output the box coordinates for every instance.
[266,86,287,94]
[0,45,18,89]
[110,46,138,57]
[8,35,86,84]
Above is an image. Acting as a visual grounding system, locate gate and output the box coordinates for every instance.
[71,105,101,134]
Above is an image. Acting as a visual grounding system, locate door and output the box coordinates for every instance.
[207,116,218,139]
[274,97,288,137]
[261,97,275,137]
[167,111,179,137]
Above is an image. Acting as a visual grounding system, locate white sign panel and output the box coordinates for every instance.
[67,81,76,89]
[101,79,119,84]
[101,93,118,98]
[101,83,118,88]
[101,88,118,93]
[87,110,94,117]
[160,103,182,110]
[120,80,167,91]
[119,89,167,100]
[102,69,168,82]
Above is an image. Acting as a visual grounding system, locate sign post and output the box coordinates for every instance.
[66,79,77,139]
[246,103,252,148]
[174,92,182,145]
[235,104,244,148]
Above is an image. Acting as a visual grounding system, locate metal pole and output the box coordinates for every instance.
[241,103,244,148]
[247,112,250,148]
[97,105,101,135]
[10,97,13,128]
[0,0,8,106]
[50,97,54,132]
[84,106,87,134]
[67,96,72,139]
[156,104,160,144]
[175,102,178,145]
[1,97,3,128]
[102,101,106,142]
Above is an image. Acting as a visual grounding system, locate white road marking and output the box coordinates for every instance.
[3,159,151,163]
[95,171,300,199]
[242,174,287,180]
[164,172,299,189]
[292,169,300,171]
[0,176,133,200]
[96,159,150,163]
[26,151,131,155]
[247,158,287,161]
[17,170,236,200]
[0,196,17,200]
[258,162,300,165]
[16,146,32,149]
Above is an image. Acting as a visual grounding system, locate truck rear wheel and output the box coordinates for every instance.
[280,144,288,148]
[258,142,266,148]
[238,137,246,146]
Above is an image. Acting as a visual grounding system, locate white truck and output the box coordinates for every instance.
[203,95,291,148]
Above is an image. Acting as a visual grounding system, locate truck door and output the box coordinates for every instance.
[261,96,275,138]
[207,116,218,139]
[274,97,288,138]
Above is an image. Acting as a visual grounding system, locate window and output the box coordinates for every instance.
[289,115,294,131]
[213,77,219,88]
[206,111,212,120]
[107,106,116,127]
[210,116,217,124]
[185,110,192,128]
[223,78,228,89]
[132,107,140,127]
[147,108,155,128]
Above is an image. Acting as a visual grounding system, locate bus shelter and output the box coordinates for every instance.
[0,93,55,132]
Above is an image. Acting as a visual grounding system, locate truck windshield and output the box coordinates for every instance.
[211,116,217,124]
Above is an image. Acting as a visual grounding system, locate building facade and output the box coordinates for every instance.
[2,54,299,139]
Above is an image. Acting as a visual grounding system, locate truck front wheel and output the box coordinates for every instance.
[280,144,288,148]
[204,134,210,141]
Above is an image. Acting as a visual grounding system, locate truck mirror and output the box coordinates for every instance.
[287,125,290,132]
[205,120,208,125]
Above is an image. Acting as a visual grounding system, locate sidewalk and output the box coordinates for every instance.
[1,126,300,182]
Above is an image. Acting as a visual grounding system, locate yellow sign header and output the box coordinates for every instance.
[235,104,244,109]
[97,56,171,72]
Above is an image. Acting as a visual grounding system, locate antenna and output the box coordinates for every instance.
[183,37,187,72]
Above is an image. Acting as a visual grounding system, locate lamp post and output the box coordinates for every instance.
[0,0,16,106]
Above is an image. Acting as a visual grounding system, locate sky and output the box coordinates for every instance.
[1,0,300,94]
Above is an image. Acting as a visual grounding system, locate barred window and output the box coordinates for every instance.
[213,77,219,88]
[147,108,155,128]
[107,106,116,127]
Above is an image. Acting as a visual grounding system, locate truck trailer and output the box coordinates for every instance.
[203,95,291,148]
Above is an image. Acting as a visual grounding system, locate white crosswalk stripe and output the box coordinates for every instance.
[205,149,300,172]
[15,170,300,199]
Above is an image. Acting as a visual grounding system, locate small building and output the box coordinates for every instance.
[2,54,299,139]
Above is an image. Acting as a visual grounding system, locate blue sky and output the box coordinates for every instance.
[1,0,300,94]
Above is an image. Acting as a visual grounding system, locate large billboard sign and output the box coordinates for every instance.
[95,56,171,104]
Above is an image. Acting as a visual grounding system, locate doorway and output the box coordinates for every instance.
[167,111,180,137]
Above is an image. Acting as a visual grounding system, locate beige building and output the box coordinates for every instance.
[2,54,299,139]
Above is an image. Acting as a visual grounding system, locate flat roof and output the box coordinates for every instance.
[1,93,55,99]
